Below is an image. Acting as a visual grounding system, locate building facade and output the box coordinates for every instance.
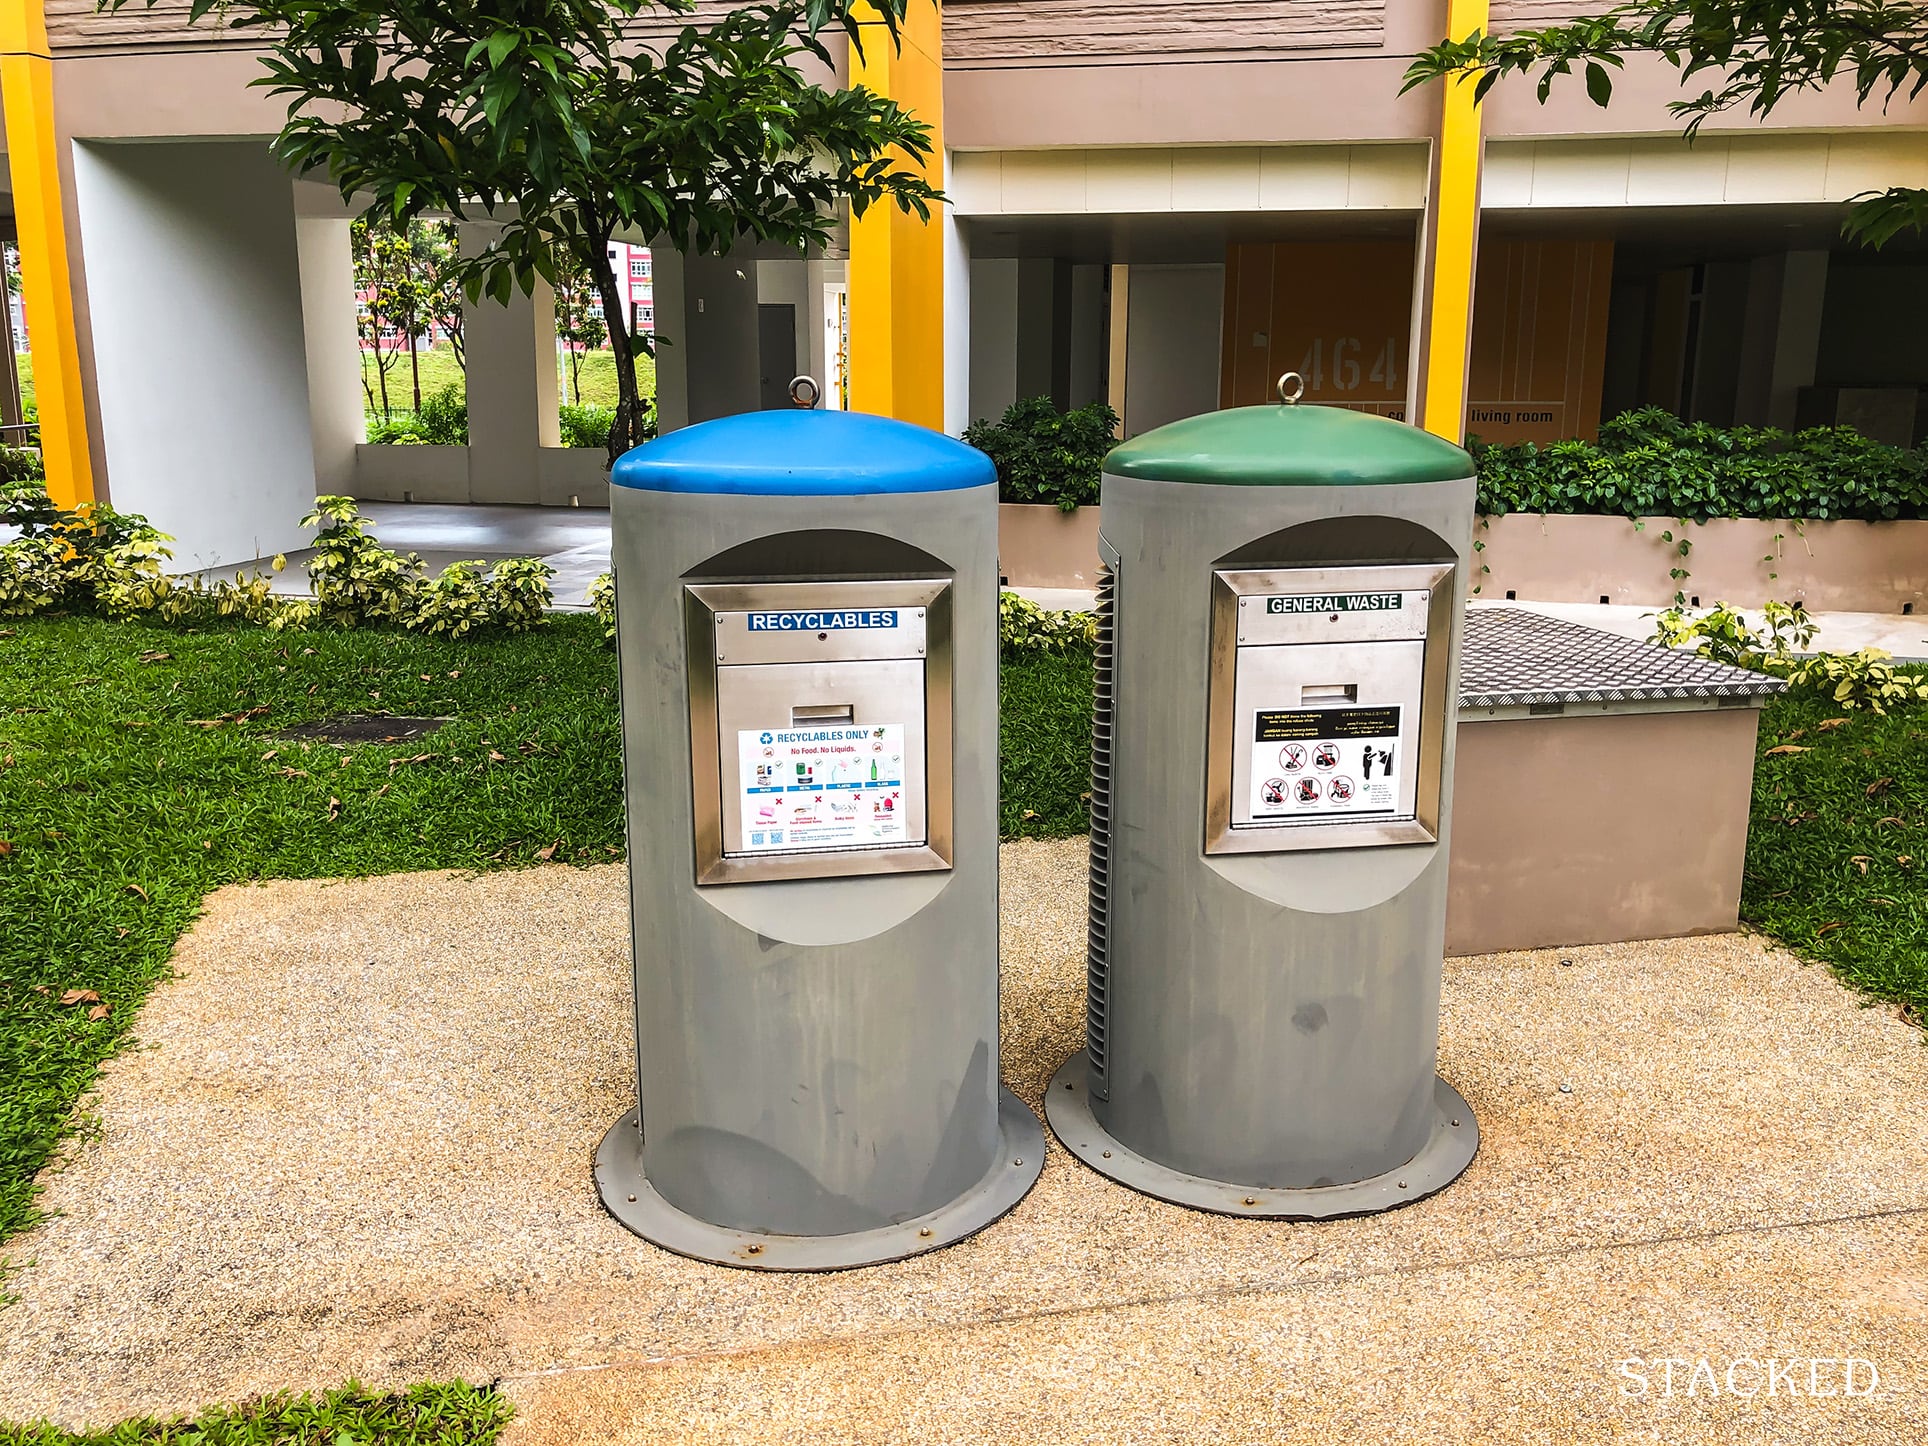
[2,0,1925,564]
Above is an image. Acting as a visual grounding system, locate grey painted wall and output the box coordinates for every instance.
[1123,264,1225,438]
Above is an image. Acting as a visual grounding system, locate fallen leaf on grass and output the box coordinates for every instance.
[447,670,461,679]
[1899,855,1913,867]
[536,840,562,861]
[1764,745,1810,756]
[1817,718,1851,731]
[1852,856,1872,874]
[260,749,278,762]
[59,989,101,1006]
[326,796,341,821]
[1781,729,1808,741]
[1867,777,1894,797]
[387,752,440,773]
[373,782,391,799]
[1815,922,1847,937]
[115,927,128,939]
[487,750,506,763]
[1876,816,1906,827]
[1871,896,1898,906]
[275,766,310,780]
[1022,809,1040,820]
[125,884,148,901]
[87,1003,109,1021]
[138,650,172,664]
[0,841,11,857]
[30,984,50,996]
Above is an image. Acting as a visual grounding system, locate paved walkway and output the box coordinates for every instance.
[0,843,1923,1441]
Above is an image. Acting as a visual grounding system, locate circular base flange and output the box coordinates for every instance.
[1044,1053,1478,1220]
[595,1087,1046,1272]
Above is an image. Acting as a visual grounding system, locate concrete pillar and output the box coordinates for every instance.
[651,244,689,432]
[70,139,315,568]
[1068,264,1106,410]
[294,211,364,498]
[461,221,559,504]
[1121,264,1224,438]
[0,277,22,430]
[968,257,1019,426]
[1735,250,1829,430]
[681,252,758,424]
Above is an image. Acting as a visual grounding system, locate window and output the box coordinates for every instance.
[629,255,647,278]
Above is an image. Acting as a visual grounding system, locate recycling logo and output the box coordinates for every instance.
[759,731,774,744]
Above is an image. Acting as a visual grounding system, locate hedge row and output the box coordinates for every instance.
[1471,408,1928,522]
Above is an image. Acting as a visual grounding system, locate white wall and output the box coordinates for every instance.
[968,257,1019,427]
[73,139,318,568]
[1123,264,1224,437]
[943,154,971,435]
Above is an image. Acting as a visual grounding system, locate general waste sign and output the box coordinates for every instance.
[1266,593,1403,615]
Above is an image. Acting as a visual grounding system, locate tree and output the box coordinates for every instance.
[351,218,409,418]
[124,0,941,466]
[553,252,610,405]
[1404,1,1928,245]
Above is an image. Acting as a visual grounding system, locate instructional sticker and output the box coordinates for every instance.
[1251,706,1401,820]
[737,724,909,853]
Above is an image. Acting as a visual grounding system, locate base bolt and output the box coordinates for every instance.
[918,1227,933,1238]
[746,1244,763,1255]
[1242,1197,1257,1207]
[1101,1150,1112,1158]
[1398,1181,1408,1189]
[1013,1158,1023,1167]
[627,1194,637,1203]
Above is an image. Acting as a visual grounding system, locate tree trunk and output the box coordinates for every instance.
[376,345,391,420]
[588,234,645,470]
[409,332,422,413]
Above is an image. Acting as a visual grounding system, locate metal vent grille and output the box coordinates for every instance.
[1085,560,1116,1100]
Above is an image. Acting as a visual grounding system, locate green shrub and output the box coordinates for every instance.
[364,383,468,446]
[0,443,43,483]
[999,590,1098,655]
[964,396,1120,512]
[2,477,57,532]
[0,535,67,616]
[482,556,555,633]
[1652,598,1928,713]
[588,570,616,642]
[302,494,428,627]
[1473,408,1928,521]
[559,403,615,450]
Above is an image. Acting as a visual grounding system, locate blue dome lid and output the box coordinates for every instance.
[611,409,995,496]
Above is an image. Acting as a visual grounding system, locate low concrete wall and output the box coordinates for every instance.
[1478,513,1928,612]
[353,444,470,504]
[537,447,611,507]
[998,503,1103,588]
[1445,707,1762,956]
[1000,504,1928,612]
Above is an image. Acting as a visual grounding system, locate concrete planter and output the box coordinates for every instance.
[1477,513,1928,613]
[1000,504,1928,613]
[997,502,1103,589]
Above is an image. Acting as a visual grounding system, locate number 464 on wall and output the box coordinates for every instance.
[1296,337,1401,396]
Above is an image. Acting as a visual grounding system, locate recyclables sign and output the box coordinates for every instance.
[747,609,898,631]
[1266,593,1402,614]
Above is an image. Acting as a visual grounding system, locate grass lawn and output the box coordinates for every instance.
[999,647,1095,839]
[1744,685,1928,1029]
[359,346,655,420]
[0,1381,513,1446]
[0,613,625,1254]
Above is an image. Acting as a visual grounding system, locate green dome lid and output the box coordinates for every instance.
[1104,403,1473,486]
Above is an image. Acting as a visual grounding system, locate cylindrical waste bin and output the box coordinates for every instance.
[1045,387,1480,1217]
[598,408,1043,1270]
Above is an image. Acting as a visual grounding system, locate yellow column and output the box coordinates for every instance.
[1417,0,1488,443]
[846,1,943,428]
[1,0,94,504]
